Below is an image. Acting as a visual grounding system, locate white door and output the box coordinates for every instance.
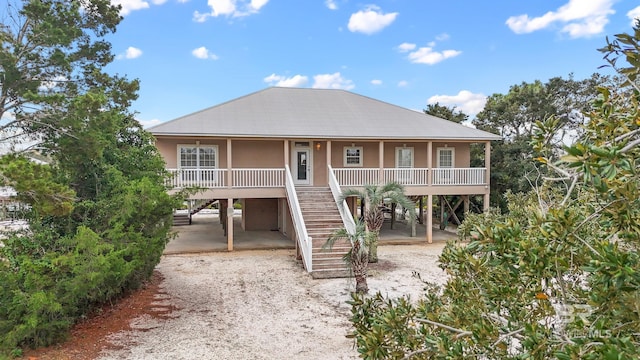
[293,148,311,185]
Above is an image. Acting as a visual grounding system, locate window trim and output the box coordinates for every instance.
[343,146,364,167]
[436,147,455,168]
[177,144,219,169]
[395,147,414,168]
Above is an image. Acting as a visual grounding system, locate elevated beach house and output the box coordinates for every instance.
[149,87,501,276]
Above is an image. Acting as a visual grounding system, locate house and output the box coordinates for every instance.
[149,87,501,276]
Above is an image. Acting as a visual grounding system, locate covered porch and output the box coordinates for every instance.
[164,211,458,255]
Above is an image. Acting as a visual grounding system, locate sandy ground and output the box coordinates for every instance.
[98,243,449,360]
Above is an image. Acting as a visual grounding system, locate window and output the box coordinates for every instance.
[437,147,455,168]
[344,146,363,166]
[177,145,218,185]
[178,145,217,169]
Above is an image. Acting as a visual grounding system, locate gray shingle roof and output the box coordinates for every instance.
[149,87,501,141]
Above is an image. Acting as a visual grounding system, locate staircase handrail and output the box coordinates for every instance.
[328,165,356,235]
[284,165,313,272]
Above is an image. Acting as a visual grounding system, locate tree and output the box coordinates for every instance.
[324,219,375,294]
[424,103,468,124]
[0,0,122,151]
[0,1,178,354]
[346,25,640,359]
[341,182,416,263]
[473,74,606,211]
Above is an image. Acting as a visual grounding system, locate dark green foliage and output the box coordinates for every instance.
[0,0,179,354]
[347,25,640,359]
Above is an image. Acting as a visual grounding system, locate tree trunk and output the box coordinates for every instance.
[352,251,369,294]
[369,235,379,263]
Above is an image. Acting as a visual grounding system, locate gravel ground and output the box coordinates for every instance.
[99,243,449,360]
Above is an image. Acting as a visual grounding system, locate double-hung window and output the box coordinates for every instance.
[178,145,218,185]
[344,146,363,167]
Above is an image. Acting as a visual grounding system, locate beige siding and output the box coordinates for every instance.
[242,198,279,230]
[233,140,284,168]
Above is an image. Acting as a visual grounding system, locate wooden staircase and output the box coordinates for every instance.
[173,213,191,226]
[296,187,351,279]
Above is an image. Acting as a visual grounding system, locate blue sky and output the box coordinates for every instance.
[104,0,640,127]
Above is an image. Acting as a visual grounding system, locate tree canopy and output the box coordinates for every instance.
[347,24,640,359]
[0,1,178,355]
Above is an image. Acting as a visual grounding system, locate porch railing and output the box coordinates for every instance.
[333,167,486,186]
[284,165,312,272]
[166,168,284,188]
[328,165,356,235]
[166,168,227,188]
[432,168,486,186]
[167,167,487,188]
[232,168,285,188]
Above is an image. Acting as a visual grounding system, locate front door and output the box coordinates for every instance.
[293,148,311,185]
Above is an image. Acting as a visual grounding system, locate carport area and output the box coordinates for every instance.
[164,212,294,254]
[164,212,457,255]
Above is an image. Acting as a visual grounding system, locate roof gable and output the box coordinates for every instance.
[149,87,501,141]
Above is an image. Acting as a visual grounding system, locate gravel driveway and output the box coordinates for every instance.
[99,243,448,360]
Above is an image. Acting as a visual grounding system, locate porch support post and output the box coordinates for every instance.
[326,140,332,183]
[390,203,396,229]
[378,141,384,184]
[426,194,433,243]
[483,141,491,211]
[427,141,433,185]
[419,197,424,224]
[227,139,232,188]
[227,198,234,251]
[284,140,289,167]
[463,195,470,214]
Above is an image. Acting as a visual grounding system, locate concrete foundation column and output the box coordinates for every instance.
[426,194,433,243]
[227,198,234,251]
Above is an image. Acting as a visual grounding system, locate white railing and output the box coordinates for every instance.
[328,165,356,235]
[332,167,487,186]
[166,169,227,188]
[232,168,285,188]
[383,168,429,185]
[284,165,312,272]
[432,168,486,186]
[333,168,380,186]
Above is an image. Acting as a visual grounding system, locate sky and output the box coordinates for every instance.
[102,0,640,128]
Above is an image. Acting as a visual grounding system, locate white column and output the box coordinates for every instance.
[484,141,491,211]
[378,141,384,184]
[227,139,232,188]
[227,198,234,251]
[326,140,332,183]
[426,194,433,243]
[427,141,433,185]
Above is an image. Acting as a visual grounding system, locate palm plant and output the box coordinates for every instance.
[324,219,375,294]
[340,181,416,263]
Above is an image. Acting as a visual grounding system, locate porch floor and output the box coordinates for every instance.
[164,213,458,255]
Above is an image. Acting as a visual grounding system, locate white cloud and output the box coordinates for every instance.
[116,46,143,59]
[192,46,219,60]
[138,118,162,128]
[194,0,269,20]
[427,90,487,117]
[263,74,309,87]
[628,6,640,26]
[506,0,615,38]
[397,80,408,87]
[37,75,67,92]
[312,72,355,90]
[407,47,461,65]
[435,33,450,41]
[348,5,398,35]
[111,0,166,15]
[325,0,337,10]
[371,79,382,85]
[397,42,416,52]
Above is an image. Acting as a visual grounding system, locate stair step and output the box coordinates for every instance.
[311,269,352,279]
